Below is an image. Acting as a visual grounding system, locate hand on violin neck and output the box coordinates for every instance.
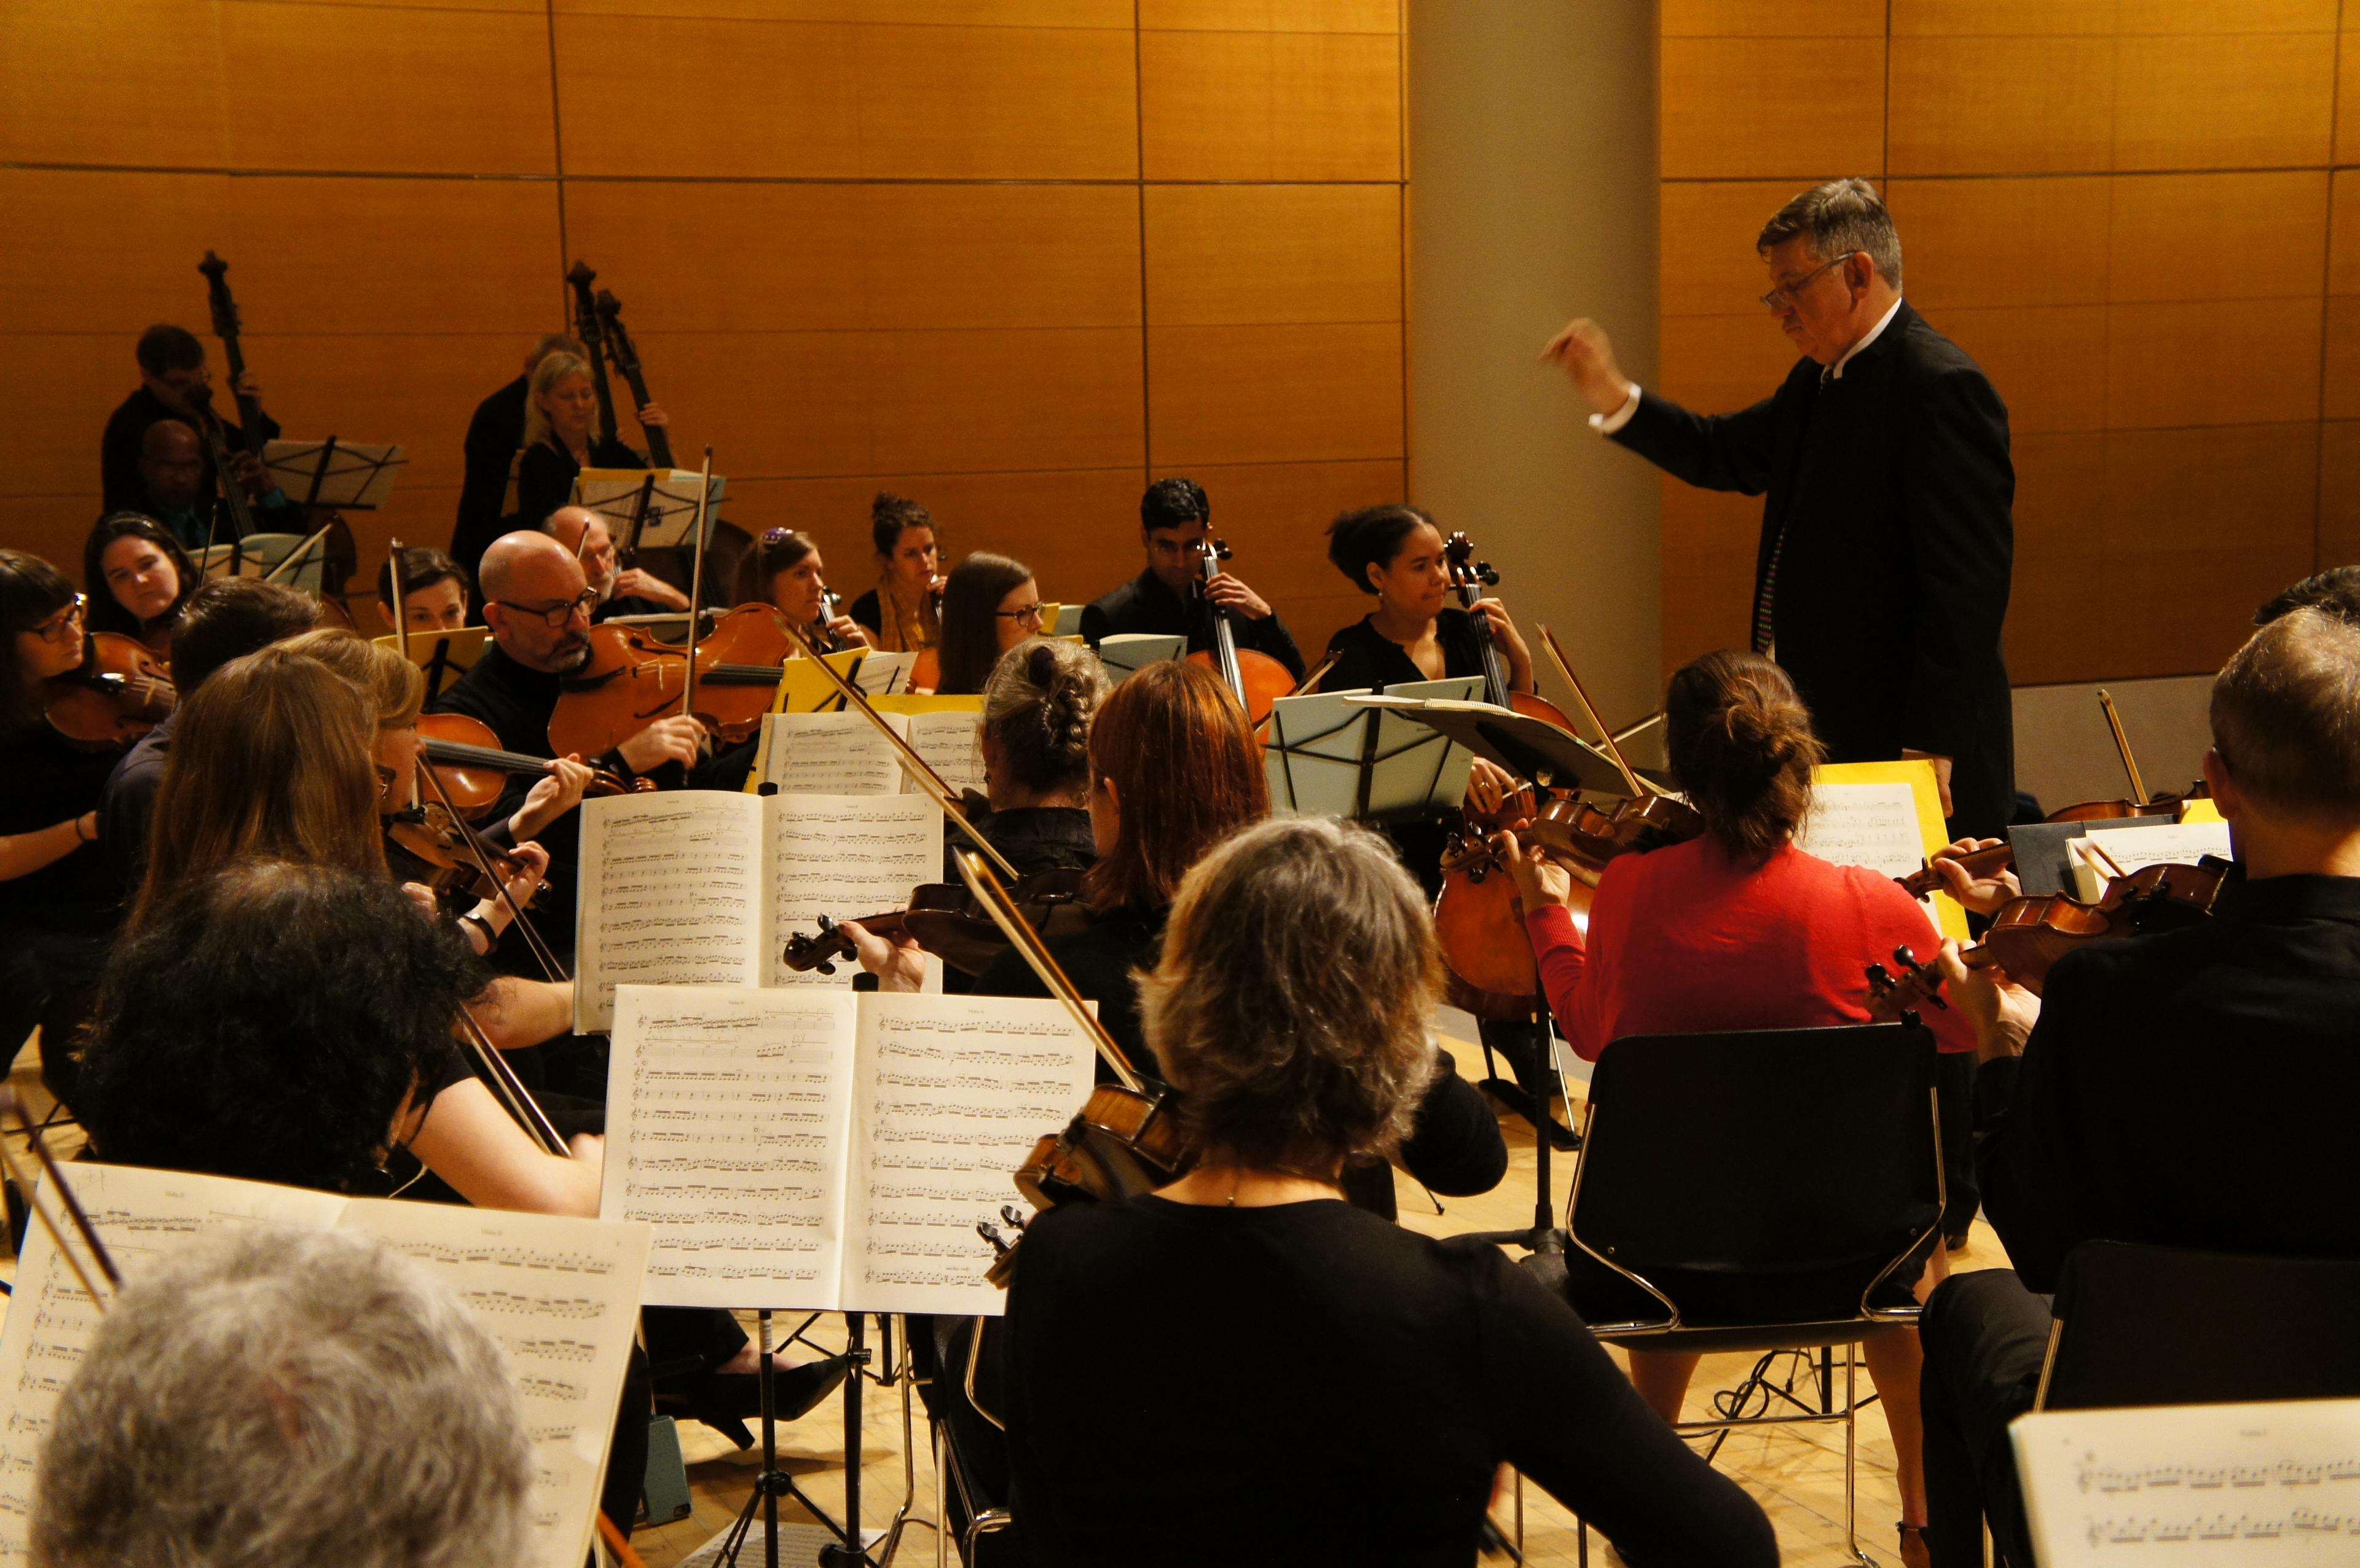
[840,919,927,994]
[397,882,440,922]
[1497,829,1572,912]
[512,756,593,842]
[1463,757,1521,820]
[1931,836,2018,915]
[618,714,703,775]
[1935,939,2037,1064]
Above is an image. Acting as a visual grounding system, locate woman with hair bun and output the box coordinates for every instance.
[970,637,1104,877]
[1500,646,1975,1559]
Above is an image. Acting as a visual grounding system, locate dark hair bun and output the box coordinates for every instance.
[1663,650,1823,858]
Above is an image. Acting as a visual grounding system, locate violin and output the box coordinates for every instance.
[47,632,176,750]
[781,867,1092,979]
[384,801,549,906]
[416,711,647,821]
[547,603,806,758]
[1866,856,2232,1015]
[1183,538,1297,729]
[1433,783,1703,1019]
[1443,533,1575,731]
[594,285,675,470]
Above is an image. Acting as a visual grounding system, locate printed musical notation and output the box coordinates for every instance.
[576,793,768,1030]
[768,794,942,990]
[0,1164,649,1568]
[761,711,909,796]
[2015,1400,2360,1566]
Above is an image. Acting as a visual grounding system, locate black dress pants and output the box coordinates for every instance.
[1934,1049,1980,1238]
[1919,1268,2053,1568]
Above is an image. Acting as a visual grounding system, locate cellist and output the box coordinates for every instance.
[1078,477,1305,678]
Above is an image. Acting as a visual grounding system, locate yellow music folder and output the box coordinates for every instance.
[1803,758,1970,942]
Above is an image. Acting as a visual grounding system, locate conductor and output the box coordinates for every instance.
[1547,179,2015,837]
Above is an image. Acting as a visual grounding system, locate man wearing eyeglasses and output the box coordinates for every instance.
[1079,477,1307,679]
[1545,178,2015,843]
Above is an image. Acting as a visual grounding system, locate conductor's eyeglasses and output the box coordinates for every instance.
[1758,251,1859,312]
[495,589,599,628]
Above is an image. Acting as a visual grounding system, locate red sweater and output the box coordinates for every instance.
[1524,838,1977,1061]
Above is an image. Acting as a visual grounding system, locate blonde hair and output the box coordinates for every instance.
[1141,816,1440,1170]
[522,351,593,450]
[282,628,424,730]
[981,639,1105,796]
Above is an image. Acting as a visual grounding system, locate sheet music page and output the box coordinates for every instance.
[758,710,910,796]
[574,791,767,1033]
[843,993,1099,1316]
[852,651,916,697]
[605,985,860,1310]
[1368,677,1481,819]
[335,1202,650,1568]
[0,1167,360,1568]
[765,794,944,989]
[2013,1399,2360,1565]
[2066,820,2234,901]
[1796,782,1936,923]
[905,709,986,797]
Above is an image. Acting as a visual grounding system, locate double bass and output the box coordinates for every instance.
[1182,538,1296,727]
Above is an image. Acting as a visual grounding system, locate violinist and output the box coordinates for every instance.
[375,545,472,635]
[0,552,118,1094]
[100,576,320,890]
[512,351,667,532]
[1001,814,1777,1568]
[965,639,1104,879]
[848,491,942,652]
[927,551,1039,696]
[734,527,866,650]
[452,332,583,586]
[84,512,197,659]
[99,324,280,521]
[1498,648,1975,1558]
[1079,477,1305,678]
[544,504,691,617]
[1914,608,2360,1568]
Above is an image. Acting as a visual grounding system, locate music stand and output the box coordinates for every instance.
[261,438,406,511]
[1264,678,1484,821]
[1342,694,1650,798]
[1095,633,1183,683]
[575,467,727,552]
[374,627,493,703]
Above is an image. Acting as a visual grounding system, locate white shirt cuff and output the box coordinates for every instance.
[1589,383,1642,436]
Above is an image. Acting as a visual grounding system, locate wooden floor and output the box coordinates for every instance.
[3,1032,2010,1568]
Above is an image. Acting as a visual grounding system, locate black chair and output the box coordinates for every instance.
[913,1314,1020,1567]
[2035,1242,2360,1412]
[1560,1022,1945,1567]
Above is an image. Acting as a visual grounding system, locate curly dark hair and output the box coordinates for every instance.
[79,860,480,1193]
[870,492,934,557]
[1141,477,1210,533]
[1664,649,1825,860]
[1324,503,1433,594]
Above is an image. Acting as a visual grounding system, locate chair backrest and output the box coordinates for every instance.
[1568,1023,1941,1297]
[2039,1241,2360,1411]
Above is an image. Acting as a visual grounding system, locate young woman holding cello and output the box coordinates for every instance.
[1001,814,1778,1568]
[1318,504,1536,697]
[1497,648,1976,1564]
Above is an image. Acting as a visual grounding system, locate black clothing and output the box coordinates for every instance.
[100,385,280,521]
[971,806,1095,882]
[849,587,884,635]
[452,375,527,587]
[1,723,124,1081]
[1005,1194,1777,1568]
[1317,608,1489,697]
[1079,570,1305,680]
[1973,870,2360,1293]
[98,710,174,893]
[514,434,645,533]
[1919,1269,2050,1568]
[1610,301,2016,837]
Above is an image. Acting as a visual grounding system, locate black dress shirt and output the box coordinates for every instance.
[451,375,527,586]
[1609,301,2016,837]
[514,434,647,532]
[1973,870,2360,1292]
[1318,608,1487,694]
[1079,570,1305,680]
[1006,1195,1776,1568]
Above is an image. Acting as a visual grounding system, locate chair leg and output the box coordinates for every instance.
[1843,1347,1874,1568]
[932,1422,947,1568]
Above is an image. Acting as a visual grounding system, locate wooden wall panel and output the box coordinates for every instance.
[1662,6,2354,682]
[1659,37,1883,181]
[1659,179,1823,317]
[8,1,1404,648]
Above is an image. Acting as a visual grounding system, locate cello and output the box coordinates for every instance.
[1442,532,1574,730]
[1182,538,1297,727]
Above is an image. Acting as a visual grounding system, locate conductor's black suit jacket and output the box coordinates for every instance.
[1610,300,2016,836]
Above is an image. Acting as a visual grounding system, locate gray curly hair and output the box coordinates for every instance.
[33,1225,532,1568]
[1141,815,1441,1170]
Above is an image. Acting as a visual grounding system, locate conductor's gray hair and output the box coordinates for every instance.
[31,1225,532,1568]
[1141,815,1441,1170]
[1758,178,1903,289]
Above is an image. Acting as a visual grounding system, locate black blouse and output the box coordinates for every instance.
[1318,608,1490,694]
[2,721,125,936]
[513,434,645,529]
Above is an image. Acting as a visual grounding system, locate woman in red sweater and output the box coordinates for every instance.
[1502,648,1981,1564]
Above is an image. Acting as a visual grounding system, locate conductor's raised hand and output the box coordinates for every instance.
[617,714,704,775]
[842,919,927,994]
[1540,318,1636,417]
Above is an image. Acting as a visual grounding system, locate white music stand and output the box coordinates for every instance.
[575,468,727,552]
[262,439,405,511]
[1342,694,1648,797]
[1265,677,1482,821]
[374,627,494,702]
[1096,633,1184,683]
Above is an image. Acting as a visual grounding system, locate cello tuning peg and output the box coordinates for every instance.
[1001,1204,1029,1233]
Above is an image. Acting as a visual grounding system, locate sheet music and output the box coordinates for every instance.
[2066,820,2234,901]
[853,651,916,697]
[334,1201,648,1568]
[0,1166,646,1568]
[605,986,859,1309]
[758,710,910,796]
[2014,1400,2360,1565]
[905,710,986,797]
[844,993,1099,1315]
[1797,782,1929,879]
[575,792,766,1033]
[765,794,944,989]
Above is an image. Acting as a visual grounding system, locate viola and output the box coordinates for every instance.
[546,603,805,758]
[781,867,1092,979]
[1182,538,1297,729]
[384,801,548,906]
[47,632,176,749]
[1866,857,2231,1016]
[1442,532,1575,731]
[416,711,647,821]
